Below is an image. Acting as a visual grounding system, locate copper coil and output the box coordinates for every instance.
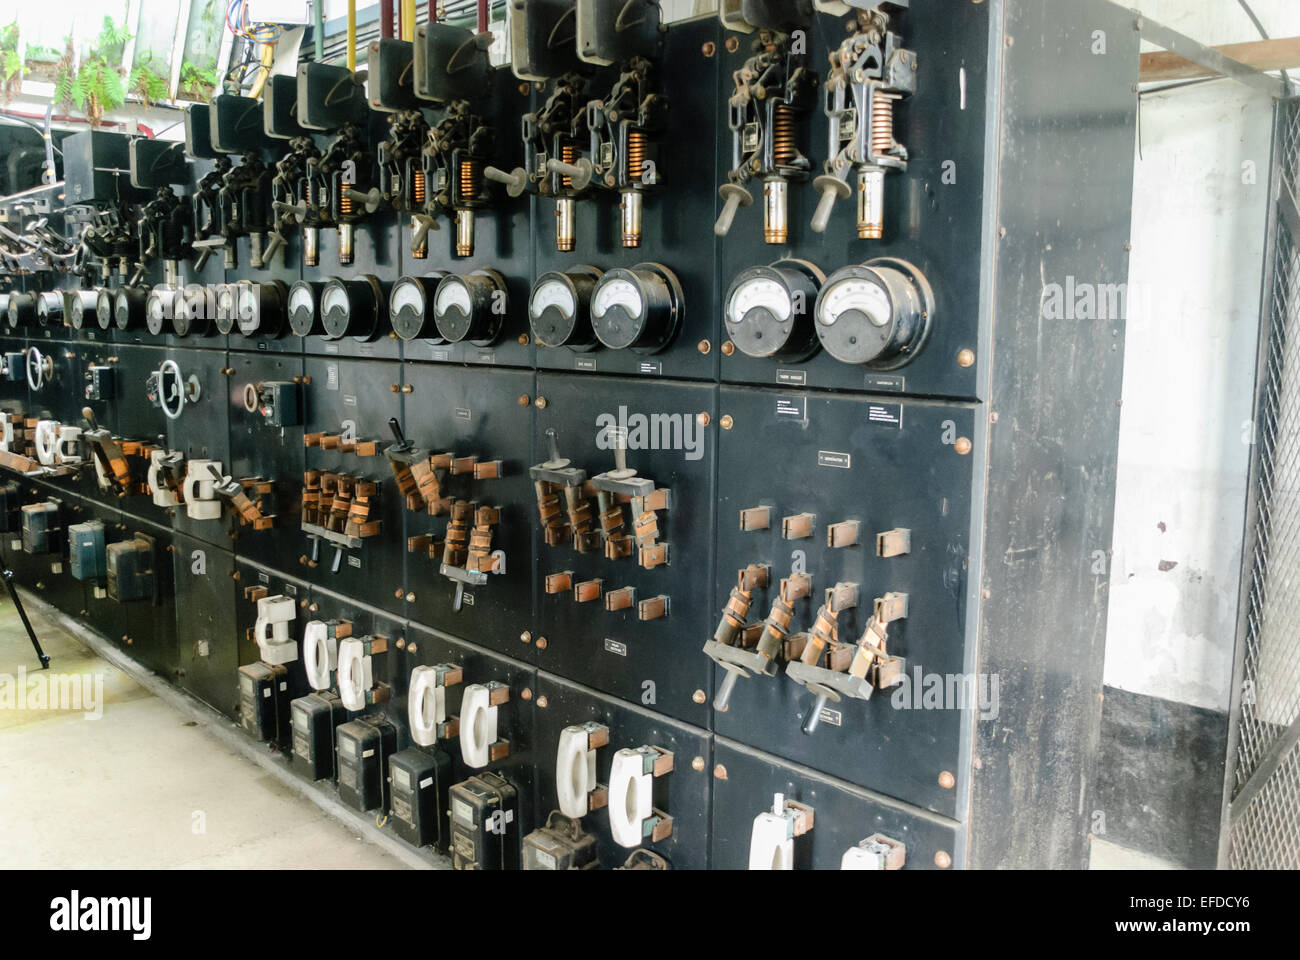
[560,142,577,189]
[870,94,895,159]
[459,158,483,202]
[339,189,353,217]
[412,169,426,204]
[626,129,647,182]
[773,104,797,166]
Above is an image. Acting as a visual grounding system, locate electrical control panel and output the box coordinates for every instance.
[0,0,1137,869]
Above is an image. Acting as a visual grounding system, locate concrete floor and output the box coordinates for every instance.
[0,593,407,869]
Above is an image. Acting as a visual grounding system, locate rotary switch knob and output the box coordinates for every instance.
[724,259,824,361]
[528,267,603,350]
[434,270,507,345]
[589,263,683,353]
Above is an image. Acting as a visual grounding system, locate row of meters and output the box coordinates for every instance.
[241,592,908,871]
[1,256,933,368]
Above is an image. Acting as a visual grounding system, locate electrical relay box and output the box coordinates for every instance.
[238,662,290,745]
[336,718,397,814]
[21,501,61,556]
[68,520,107,582]
[388,747,453,851]
[291,692,348,781]
[449,772,520,871]
[106,534,155,602]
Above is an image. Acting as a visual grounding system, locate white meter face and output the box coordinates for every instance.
[237,285,258,320]
[591,277,643,320]
[390,280,426,316]
[728,276,792,324]
[288,285,314,315]
[435,278,473,317]
[818,277,891,327]
[530,279,576,320]
[321,285,349,316]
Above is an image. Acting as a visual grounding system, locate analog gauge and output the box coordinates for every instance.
[214,283,238,335]
[388,274,445,342]
[172,285,208,338]
[145,287,173,336]
[528,268,602,349]
[95,288,115,331]
[36,291,64,327]
[434,270,506,345]
[589,264,682,352]
[7,291,35,329]
[288,281,325,338]
[813,258,933,367]
[67,291,99,331]
[237,281,288,339]
[724,260,823,360]
[113,286,148,331]
[321,275,385,342]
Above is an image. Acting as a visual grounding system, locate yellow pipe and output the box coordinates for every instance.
[347,0,357,71]
[401,0,416,41]
[249,42,276,100]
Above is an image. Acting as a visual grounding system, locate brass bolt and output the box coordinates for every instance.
[390,384,400,393]
[990,411,999,423]
[520,687,533,701]
[713,764,728,780]
[702,41,716,57]
[725,36,739,52]
[518,394,530,406]
[720,415,734,430]
[402,384,413,394]
[221,367,234,376]
[939,771,955,789]
[954,437,972,455]
[697,339,711,354]
[408,643,418,654]
[121,635,128,643]
[697,412,710,427]
[518,82,530,95]
[980,589,990,600]
[520,630,532,644]
[536,695,548,708]
[396,637,407,650]
[536,636,548,650]
[935,850,952,869]
[394,588,404,599]
[299,555,308,565]
[126,636,133,645]
[309,603,319,613]
[692,689,707,704]
[535,396,548,409]
[231,571,240,581]
[721,340,735,356]
[518,333,530,345]
[405,592,415,603]
[691,756,705,772]
[299,600,308,609]
[957,348,975,367]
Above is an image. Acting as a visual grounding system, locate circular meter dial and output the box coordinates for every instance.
[94,289,115,330]
[813,258,933,367]
[528,268,602,349]
[145,287,173,336]
[67,291,98,331]
[236,281,288,339]
[214,283,239,335]
[388,274,446,342]
[288,281,325,338]
[434,271,507,345]
[590,264,682,353]
[36,291,64,327]
[724,260,823,360]
[7,292,35,330]
[113,286,147,331]
[321,275,385,342]
[171,285,208,338]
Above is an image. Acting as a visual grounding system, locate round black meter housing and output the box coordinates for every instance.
[145,287,174,336]
[236,281,289,339]
[388,273,447,342]
[94,288,115,331]
[321,275,386,342]
[213,283,239,335]
[434,270,507,345]
[589,263,682,353]
[724,259,824,361]
[7,291,35,330]
[528,267,603,350]
[171,286,212,338]
[67,291,99,331]
[36,291,64,327]
[813,257,934,368]
[287,281,327,338]
[113,286,148,331]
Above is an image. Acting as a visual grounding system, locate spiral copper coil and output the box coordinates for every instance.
[412,169,426,204]
[626,129,647,183]
[339,188,353,218]
[560,143,577,189]
[773,104,797,167]
[460,158,483,202]
[870,94,895,159]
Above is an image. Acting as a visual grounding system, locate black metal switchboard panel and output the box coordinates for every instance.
[0,0,1138,869]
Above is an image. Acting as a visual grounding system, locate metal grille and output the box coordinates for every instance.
[1226,98,1300,869]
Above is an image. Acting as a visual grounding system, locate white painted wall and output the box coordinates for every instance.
[1103,0,1296,711]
